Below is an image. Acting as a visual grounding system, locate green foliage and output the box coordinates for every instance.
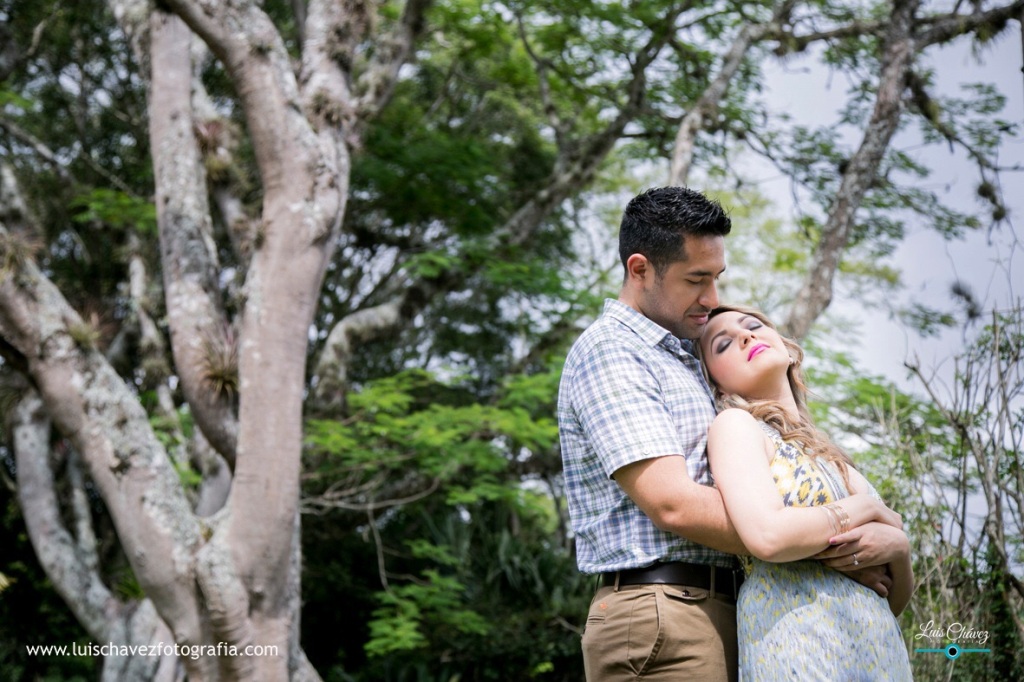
[366,570,491,657]
[341,495,589,681]
[69,189,157,234]
[0,477,96,680]
[712,187,902,316]
[308,373,504,483]
[149,413,184,451]
[0,86,33,111]
[306,367,559,506]
[403,251,461,279]
[171,459,203,490]
[110,567,146,602]
[304,362,582,680]
[898,303,958,337]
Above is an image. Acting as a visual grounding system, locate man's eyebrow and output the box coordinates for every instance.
[686,265,727,277]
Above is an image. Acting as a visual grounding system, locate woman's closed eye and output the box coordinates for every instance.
[714,321,763,354]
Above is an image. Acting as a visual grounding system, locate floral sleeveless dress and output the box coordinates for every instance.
[737,422,913,681]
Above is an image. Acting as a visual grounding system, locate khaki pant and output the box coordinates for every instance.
[581,583,738,681]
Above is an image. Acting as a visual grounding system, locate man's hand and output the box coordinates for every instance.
[841,565,893,598]
[812,521,909,570]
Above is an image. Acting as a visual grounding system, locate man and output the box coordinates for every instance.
[558,186,744,680]
[557,187,897,680]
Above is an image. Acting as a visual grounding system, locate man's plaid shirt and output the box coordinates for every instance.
[557,299,737,573]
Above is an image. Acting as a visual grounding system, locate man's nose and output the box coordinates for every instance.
[700,281,720,310]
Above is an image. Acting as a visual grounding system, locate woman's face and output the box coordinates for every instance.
[700,310,791,400]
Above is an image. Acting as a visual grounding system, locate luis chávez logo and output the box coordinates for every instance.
[914,620,991,660]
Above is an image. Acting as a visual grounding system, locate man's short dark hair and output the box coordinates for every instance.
[619,187,731,275]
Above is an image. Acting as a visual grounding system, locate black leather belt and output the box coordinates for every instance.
[601,561,744,600]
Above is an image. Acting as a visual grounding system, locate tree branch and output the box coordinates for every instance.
[668,0,799,186]
[0,230,207,670]
[917,0,1024,47]
[354,0,432,122]
[11,392,118,643]
[148,10,239,464]
[783,0,921,340]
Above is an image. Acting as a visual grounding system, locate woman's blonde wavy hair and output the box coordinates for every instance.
[698,304,853,484]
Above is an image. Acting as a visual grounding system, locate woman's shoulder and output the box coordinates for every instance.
[708,409,775,462]
[710,408,762,436]
[712,407,757,426]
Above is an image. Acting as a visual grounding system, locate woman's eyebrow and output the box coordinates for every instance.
[706,328,729,347]
[705,315,755,348]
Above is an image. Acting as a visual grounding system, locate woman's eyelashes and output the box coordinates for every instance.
[714,321,763,355]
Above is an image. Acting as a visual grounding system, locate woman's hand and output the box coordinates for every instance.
[813,521,910,571]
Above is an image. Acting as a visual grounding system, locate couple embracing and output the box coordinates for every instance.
[557,187,913,681]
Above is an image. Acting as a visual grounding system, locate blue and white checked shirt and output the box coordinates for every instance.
[557,299,736,573]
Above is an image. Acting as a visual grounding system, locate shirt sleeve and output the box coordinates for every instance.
[568,339,685,478]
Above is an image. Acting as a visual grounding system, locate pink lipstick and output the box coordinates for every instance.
[747,343,769,361]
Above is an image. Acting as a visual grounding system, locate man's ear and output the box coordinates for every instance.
[625,253,651,285]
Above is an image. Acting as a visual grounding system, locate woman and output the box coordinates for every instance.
[699,304,913,681]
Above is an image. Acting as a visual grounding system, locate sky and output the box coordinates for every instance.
[758,28,1023,392]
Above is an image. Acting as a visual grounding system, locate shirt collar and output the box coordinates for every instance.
[603,299,698,355]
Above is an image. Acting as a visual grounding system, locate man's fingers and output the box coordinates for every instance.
[844,565,891,597]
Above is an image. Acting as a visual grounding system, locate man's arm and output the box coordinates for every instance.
[613,454,748,555]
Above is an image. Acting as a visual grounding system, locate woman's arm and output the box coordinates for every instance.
[708,408,900,563]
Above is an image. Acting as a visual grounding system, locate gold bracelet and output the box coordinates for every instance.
[821,505,840,536]
[824,502,850,535]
